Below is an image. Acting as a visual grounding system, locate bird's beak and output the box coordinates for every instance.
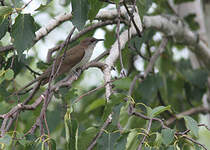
[96,39,104,42]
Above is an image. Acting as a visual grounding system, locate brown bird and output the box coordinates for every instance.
[16,37,104,94]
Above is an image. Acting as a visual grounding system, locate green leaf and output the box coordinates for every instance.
[64,107,78,150]
[184,82,205,102]
[112,103,124,126]
[184,116,199,138]
[143,147,151,150]
[150,105,171,118]
[11,14,36,57]
[64,88,78,104]
[194,143,201,150]
[114,133,128,150]
[159,51,174,75]
[161,128,175,146]
[0,69,6,84]
[102,94,125,121]
[36,61,49,70]
[97,132,120,150]
[0,81,10,98]
[126,129,139,150]
[116,45,131,72]
[65,119,78,150]
[0,16,9,40]
[113,78,132,90]
[78,127,99,150]
[72,0,89,30]
[11,0,24,8]
[85,98,105,113]
[0,6,13,16]
[0,77,4,84]
[113,0,120,3]
[34,1,54,12]
[184,14,199,31]
[104,27,116,49]
[154,132,162,147]
[176,59,192,72]
[48,139,56,150]
[138,74,163,102]
[167,145,175,150]
[34,141,42,150]
[146,105,153,117]
[88,0,103,21]
[119,102,130,127]
[136,0,152,18]
[16,133,29,146]
[130,29,155,51]
[4,69,14,80]
[25,134,37,142]
[182,69,208,89]
[0,134,12,145]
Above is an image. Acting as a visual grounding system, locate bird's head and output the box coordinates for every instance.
[80,37,104,48]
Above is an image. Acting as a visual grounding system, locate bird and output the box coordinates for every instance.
[15,37,104,95]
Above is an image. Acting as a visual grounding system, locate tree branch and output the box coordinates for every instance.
[166,106,210,125]
[87,114,112,150]
[143,15,210,69]
[46,20,117,63]
[103,6,143,101]
[0,13,73,53]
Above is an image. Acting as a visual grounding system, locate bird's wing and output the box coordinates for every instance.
[63,45,85,67]
[40,45,86,83]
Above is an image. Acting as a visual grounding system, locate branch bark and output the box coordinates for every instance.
[143,15,210,69]
[103,6,143,101]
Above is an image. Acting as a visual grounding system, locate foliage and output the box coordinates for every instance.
[0,0,209,150]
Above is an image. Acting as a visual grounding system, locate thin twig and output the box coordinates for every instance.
[47,27,76,92]
[166,106,210,125]
[23,81,42,104]
[198,124,210,131]
[0,118,8,137]
[144,38,168,78]
[128,38,168,96]
[9,54,15,68]
[116,4,126,77]
[128,74,141,96]
[21,0,33,10]
[87,114,112,150]
[132,110,168,129]
[23,57,108,135]
[0,94,44,136]
[183,135,207,150]
[0,13,74,53]
[138,119,152,150]
[24,64,41,76]
[123,0,142,37]
[44,27,76,108]
[40,27,75,140]
[43,112,50,137]
[73,77,121,104]
[129,43,149,61]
